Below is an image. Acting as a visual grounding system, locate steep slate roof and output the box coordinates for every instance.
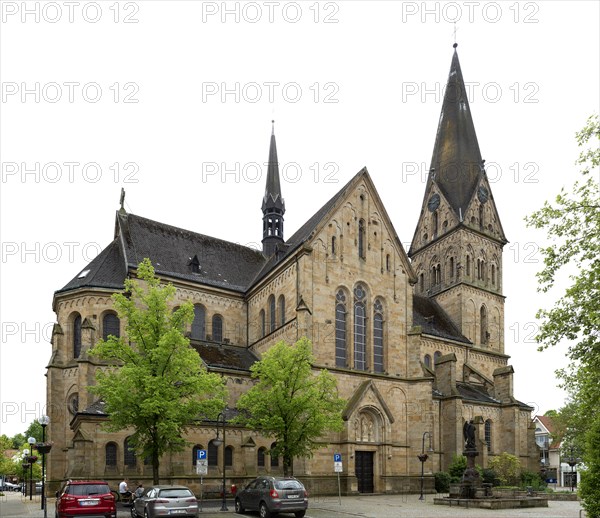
[456,382,500,404]
[413,295,471,344]
[262,125,285,213]
[428,46,483,217]
[57,238,127,294]
[190,340,258,371]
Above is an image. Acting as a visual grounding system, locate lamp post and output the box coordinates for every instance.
[212,411,228,512]
[22,449,30,496]
[418,431,434,501]
[566,447,578,492]
[37,415,51,514]
[27,437,36,501]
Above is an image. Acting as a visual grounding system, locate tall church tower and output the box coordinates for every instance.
[408,45,508,353]
[261,121,285,257]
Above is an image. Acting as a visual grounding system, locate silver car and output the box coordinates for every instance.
[234,476,308,518]
[131,485,198,518]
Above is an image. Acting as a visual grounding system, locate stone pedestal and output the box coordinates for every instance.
[461,449,481,499]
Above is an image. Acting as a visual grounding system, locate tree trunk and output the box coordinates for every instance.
[283,454,293,477]
[152,450,160,485]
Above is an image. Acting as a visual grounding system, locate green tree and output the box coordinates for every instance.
[10,433,25,449]
[23,421,43,443]
[236,337,345,476]
[89,258,227,484]
[526,114,599,513]
[488,452,521,486]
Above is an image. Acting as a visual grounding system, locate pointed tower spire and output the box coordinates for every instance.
[428,44,483,218]
[261,120,285,256]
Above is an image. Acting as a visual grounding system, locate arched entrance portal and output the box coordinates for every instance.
[353,409,382,494]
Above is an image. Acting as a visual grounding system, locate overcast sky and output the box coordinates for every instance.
[1,1,599,438]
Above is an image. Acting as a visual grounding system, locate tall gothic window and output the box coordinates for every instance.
[424,354,432,368]
[208,440,218,466]
[212,315,223,342]
[102,313,120,341]
[225,446,233,467]
[331,236,336,256]
[466,255,471,276]
[335,290,347,367]
[485,419,492,452]
[479,204,484,230]
[278,295,285,326]
[358,219,366,259]
[373,299,384,373]
[191,304,206,340]
[259,310,266,338]
[105,442,117,467]
[268,295,276,333]
[419,273,424,292]
[480,305,488,345]
[449,257,455,278]
[386,254,391,272]
[257,447,266,467]
[124,437,136,467]
[433,211,439,237]
[73,314,82,358]
[491,264,496,286]
[354,284,367,371]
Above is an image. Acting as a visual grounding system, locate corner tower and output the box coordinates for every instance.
[261,121,285,256]
[408,45,508,352]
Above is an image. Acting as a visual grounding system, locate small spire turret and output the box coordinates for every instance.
[262,121,285,256]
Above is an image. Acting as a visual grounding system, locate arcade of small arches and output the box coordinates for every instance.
[417,250,500,294]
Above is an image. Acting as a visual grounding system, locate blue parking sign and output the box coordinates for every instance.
[197,449,207,460]
[333,453,342,462]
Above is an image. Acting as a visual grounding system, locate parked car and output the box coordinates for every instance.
[1,481,20,491]
[55,480,116,518]
[131,485,198,518]
[234,476,308,518]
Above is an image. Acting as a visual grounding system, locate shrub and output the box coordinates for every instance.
[520,470,547,491]
[434,471,451,493]
[482,468,499,486]
[488,452,521,486]
[448,455,467,482]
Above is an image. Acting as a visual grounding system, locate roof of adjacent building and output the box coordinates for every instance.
[190,340,258,371]
[413,295,471,344]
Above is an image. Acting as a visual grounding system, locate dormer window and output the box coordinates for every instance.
[189,255,201,274]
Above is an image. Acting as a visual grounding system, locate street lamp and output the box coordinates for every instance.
[566,447,579,492]
[418,431,434,501]
[27,437,36,501]
[212,411,228,512]
[22,449,30,496]
[37,415,52,515]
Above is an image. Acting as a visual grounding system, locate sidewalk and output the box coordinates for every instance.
[0,489,586,518]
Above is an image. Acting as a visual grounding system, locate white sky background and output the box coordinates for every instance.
[1,0,599,437]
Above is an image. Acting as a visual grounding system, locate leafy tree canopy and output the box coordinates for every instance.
[89,258,226,484]
[527,114,599,512]
[236,337,345,476]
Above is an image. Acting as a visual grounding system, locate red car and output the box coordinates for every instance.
[55,480,117,518]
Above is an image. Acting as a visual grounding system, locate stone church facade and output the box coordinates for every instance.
[46,47,538,496]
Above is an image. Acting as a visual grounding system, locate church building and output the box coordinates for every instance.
[46,46,538,495]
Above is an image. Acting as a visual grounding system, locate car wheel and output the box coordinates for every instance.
[259,502,271,518]
[234,498,245,514]
[294,512,306,518]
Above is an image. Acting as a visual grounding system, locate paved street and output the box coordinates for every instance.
[0,489,586,518]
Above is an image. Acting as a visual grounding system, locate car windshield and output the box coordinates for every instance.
[274,480,303,490]
[158,489,193,498]
[67,484,110,496]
